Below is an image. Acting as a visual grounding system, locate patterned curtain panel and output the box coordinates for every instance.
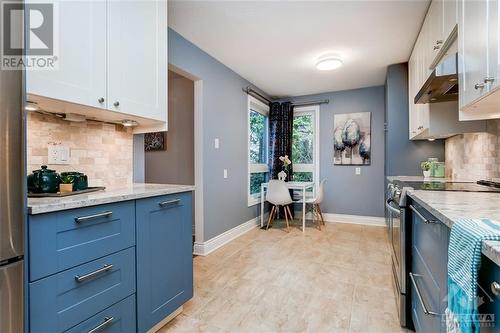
[268,101,294,180]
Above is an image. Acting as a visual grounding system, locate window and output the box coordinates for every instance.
[248,96,269,206]
[292,105,319,190]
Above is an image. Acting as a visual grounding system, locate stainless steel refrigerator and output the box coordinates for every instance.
[0,0,25,329]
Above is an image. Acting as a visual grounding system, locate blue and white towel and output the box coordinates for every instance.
[447,218,500,333]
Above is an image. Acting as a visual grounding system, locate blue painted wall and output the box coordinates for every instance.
[287,87,386,217]
[168,28,264,240]
[385,63,445,177]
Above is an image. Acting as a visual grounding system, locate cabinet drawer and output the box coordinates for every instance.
[411,203,449,288]
[29,201,135,281]
[65,295,136,333]
[29,247,136,333]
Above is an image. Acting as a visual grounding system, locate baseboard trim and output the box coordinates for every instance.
[322,213,386,227]
[193,214,265,256]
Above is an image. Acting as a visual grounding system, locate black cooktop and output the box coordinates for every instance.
[393,180,500,192]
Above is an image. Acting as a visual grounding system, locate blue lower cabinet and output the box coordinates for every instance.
[136,192,194,333]
[477,255,500,332]
[410,203,449,333]
[29,247,136,333]
[65,295,136,333]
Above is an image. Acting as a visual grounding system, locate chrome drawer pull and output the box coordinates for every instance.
[410,205,437,224]
[409,272,439,316]
[75,211,113,223]
[491,282,500,296]
[158,199,181,208]
[75,264,113,283]
[87,316,114,333]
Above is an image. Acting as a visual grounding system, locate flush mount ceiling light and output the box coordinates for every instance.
[25,101,39,111]
[121,119,139,127]
[316,56,343,71]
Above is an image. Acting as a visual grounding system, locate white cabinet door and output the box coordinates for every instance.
[443,0,458,39]
[27,0,106,109]
[428,0,444,63]
[107,0,167,122]
[488,0,499,90]
[459,0,488,109]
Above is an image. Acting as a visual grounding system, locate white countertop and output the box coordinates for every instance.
[28,183,195,215]
[408,190,500,266]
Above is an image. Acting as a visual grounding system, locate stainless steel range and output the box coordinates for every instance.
[386,178,500,329]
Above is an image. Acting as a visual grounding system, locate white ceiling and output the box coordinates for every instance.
[168,0,430,98]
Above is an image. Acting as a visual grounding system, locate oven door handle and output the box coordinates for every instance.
[386,199,400,215]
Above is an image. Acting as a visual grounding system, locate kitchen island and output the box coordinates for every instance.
[27,183,195,333]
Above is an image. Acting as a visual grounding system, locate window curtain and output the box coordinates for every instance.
[268,101,294,219]
[268,101,294,180]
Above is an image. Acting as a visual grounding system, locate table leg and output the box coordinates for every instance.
[260,184,264,228]
[302,188,306,232]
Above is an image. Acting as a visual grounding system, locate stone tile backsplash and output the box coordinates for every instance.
[27,112,133,187]
[445,120,500,181]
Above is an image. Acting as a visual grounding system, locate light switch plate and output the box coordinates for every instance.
[355,167,361,175]
[214,138,220,149]
[48,145,70,165]
[223,169,228,179]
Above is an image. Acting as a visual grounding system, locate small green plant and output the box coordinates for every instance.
[421,161,431,172]
[60,175,74,184]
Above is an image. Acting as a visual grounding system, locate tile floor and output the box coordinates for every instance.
[159,220,409,333]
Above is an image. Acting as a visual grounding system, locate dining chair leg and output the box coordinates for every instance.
[285,205,294,223]
[266,205,276,230]
[313,204,322,230]
[317,205,325,225]
[283,206,290,232]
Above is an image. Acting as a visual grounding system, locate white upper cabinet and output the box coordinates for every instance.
[27,0,168,132]
[458,0,488,108]
[27,0,107,109]
[107,0,167,122]
[458,0,500,119]
[443,0,458,39]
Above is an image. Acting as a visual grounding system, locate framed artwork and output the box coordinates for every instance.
[333,112,371,165]
[144,132,166,151]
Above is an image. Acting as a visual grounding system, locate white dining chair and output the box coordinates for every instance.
[296,179,326,230]
[266,180,294,232]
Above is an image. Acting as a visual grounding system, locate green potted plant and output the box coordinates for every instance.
[421,161,432,178]
[59,175,74,193]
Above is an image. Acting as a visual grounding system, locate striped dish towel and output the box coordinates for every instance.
[447,218,500,333]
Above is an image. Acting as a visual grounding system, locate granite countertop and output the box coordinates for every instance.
[408,190,500,266]
[28,183,195,215]
[386,176,475,183]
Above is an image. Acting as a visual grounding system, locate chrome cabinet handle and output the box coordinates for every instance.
[484,77,495,84]
[98,97,105,104]
[75,211,113,223]
[75,264,113,283]
[433,45,440,50]
[410,205,437,224]
[87,316,114,333]
[158,199,181,208]
[113,101,120,107]
[436,40,444,45]
[475,83,485,90]
[409,272,439,316]
[491,282,500,296]
[386,199,400,215]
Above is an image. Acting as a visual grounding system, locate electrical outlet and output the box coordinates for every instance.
[355,167,361,175]
[223,169,228,179]
[48,145,70,165]
[214,138,220,149]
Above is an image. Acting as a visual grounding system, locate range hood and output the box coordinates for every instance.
[414,53,458,104]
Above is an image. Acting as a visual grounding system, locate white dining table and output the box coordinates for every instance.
[260,181,315,232]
